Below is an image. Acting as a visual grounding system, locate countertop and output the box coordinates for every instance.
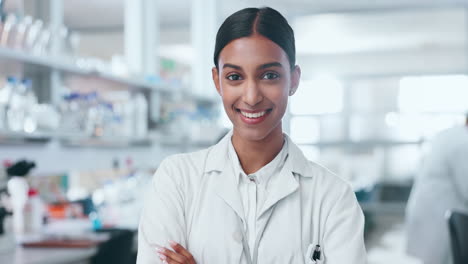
[0,245,98,264]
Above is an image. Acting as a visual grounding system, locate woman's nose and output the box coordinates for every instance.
[242,80,263,106]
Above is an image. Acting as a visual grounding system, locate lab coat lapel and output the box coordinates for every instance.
[258,136,307,219]
[213,168,246,222]
[253,138,304,262]
[205,130,246,223]
[253,166,299,263]
[258,168,299,219]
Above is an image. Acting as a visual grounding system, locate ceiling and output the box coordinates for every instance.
[14,0,468,68]
[294,8,466,55]
[63,0,191,29]
[61,0,468,29]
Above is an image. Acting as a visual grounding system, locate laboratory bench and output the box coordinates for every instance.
[0,246,98,264]
[0,228,137,264]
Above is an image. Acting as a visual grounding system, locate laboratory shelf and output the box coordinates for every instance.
[0,47,86,75]
[0,47,169,92]
[159,140,214,149]
[59,135,152,148]
[300,139,424,148]
[0,129,152,147]
[0,130,52,144]
[156,134,214,148]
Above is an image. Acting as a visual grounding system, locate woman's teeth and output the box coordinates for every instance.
[240,111,267,118]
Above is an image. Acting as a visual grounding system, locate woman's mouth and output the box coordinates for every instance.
[236,108,272,125]
[240,110,267,118]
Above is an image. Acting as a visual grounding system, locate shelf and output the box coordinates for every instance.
[0,130,52,144]
[160,140,214,149]
[0,130,152,148]
[299,139,424,148]
[0,47,170,92]
[60,136,152,148]
[155,134,216,149]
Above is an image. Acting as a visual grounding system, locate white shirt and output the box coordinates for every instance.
[137,130,366,264]
[406,125,468,264]
[228,136,288,258]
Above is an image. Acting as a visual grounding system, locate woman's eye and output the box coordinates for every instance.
[227,74,242,81]
[263,72,279,80]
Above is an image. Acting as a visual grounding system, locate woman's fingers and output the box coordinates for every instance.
[156,251,170,264]
[156,242,196,264]
[169,240,196,264]
[156,247,186,263]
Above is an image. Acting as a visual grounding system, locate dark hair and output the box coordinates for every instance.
[213,7,296,70]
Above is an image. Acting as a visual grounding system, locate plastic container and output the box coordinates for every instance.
[0,14,17,47]
[23,188,44,234]
[14,16,33,49]
[5,160,36,240]
[7,176,28,238]
[21,79,38,133]
[6,77,27,132]
[0,76,16,130]
[0,76,15,105]
[134,93,148,139]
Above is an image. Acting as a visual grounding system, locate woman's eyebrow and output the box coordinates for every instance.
[223,63,242,70]
[258,62,283,70]
[222,62,283,71]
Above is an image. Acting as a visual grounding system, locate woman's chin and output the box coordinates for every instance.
[234,126,275,143]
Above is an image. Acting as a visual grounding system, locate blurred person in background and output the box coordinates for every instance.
[137,6,366,264]
[406,112,468,264]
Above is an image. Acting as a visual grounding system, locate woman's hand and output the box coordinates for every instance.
[156,240,196,264]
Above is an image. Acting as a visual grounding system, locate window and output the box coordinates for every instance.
[399,75,468,112]
[290,77,343,115]
[290,116,320,143]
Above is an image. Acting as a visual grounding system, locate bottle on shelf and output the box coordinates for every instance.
[32,25,51,56]
[0,13,17,47]
[0,76,17,130]
[22,79,38,133]
[114,96,135,138]
[6,159,36,241]
[13,16,33,50]
[134,93,148,139]
[23,188,44,235]
[6,78,37,133]
[24,19,43,52]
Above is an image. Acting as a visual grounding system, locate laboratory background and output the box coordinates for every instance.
[0,0,467,264]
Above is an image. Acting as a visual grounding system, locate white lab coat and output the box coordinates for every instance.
[406,126,468,264]
[137,131,366,264]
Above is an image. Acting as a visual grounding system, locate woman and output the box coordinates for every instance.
[137,7,366,264]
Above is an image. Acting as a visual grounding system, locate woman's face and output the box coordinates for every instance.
[212,34,300,142]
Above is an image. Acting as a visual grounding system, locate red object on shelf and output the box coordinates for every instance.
[28,188,38,197]
[3,160,12,168]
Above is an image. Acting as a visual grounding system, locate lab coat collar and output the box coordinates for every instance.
[205,130,232,173]
[207,130,311,223]
[283,133,313,178]
[205,130,313,178]
[228,133,289,187]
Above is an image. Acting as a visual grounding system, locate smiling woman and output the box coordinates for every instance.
[213,34,297,146]
[137,7,366,264]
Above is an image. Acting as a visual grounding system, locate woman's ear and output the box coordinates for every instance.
[212,67,222,96]
[289,65,301,96]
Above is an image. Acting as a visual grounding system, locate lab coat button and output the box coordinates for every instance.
[232,231,243,243]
